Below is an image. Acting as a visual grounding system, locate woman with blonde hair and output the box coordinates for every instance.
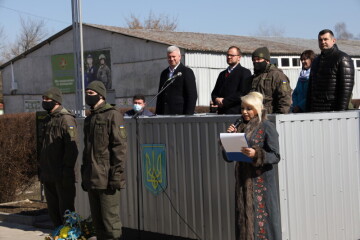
[226,91,281,240]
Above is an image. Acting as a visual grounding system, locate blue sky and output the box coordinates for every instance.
[0,0,359,44]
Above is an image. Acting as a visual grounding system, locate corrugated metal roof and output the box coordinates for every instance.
[88,23,360,56]
[1,23,360,70]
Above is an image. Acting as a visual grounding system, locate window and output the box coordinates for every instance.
[356,60,360,68]
[281,58,290,67]
[292,58,301,67]
[270,56,303,68]
[270,58,278,66]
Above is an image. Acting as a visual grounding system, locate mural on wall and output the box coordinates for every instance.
[84,50,112,89]
[51,54,75,93]
[51,50,112,93]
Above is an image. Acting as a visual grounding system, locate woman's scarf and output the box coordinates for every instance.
[298,68,311,81]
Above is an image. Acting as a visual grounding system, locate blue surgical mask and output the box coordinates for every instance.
[133,104,142,112]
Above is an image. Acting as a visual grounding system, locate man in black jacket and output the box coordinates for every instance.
[39,87,78,228]
[156,46,198,115]
[211,46,252,114]
[307,29,354,112]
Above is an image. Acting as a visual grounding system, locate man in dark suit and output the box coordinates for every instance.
[156,46,198,115]
[211,46,252,114]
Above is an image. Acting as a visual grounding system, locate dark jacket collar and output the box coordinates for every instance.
[91,102,114,114]
[49,105,63,117]
[321,44,338,56]
[49,106,75,118]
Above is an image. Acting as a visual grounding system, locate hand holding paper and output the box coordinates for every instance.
[220,133,252,162]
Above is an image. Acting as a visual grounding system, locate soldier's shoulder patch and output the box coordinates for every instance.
[68,125,76,138]
[119,125,127,139]
[280,79,291,91]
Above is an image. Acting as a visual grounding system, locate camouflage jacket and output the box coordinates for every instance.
[82,102,127,190]
[251,64,292,114]
[39,106,78,183]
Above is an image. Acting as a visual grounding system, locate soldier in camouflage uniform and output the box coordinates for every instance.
[250,47,292,114]
[97,54,112,89]
[81,81,127,240]
[39,87,78,228]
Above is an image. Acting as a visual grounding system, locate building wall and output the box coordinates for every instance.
[1,27,359,113]
[186,52,303,106]
[1,31,77,112]
[1,27,171,113]
[354,70,360,99]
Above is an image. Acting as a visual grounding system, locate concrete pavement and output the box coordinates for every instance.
[0,221,51,240]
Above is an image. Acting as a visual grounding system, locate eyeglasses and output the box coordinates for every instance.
[227,54,239,57]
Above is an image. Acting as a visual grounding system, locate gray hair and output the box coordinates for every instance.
[167,45,181,54]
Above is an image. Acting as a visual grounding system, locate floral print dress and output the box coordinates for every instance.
[234,117,282,240]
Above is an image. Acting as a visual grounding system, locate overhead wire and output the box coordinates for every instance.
[0,5,70,25]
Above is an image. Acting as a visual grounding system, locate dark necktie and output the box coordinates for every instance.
[225,68,232,78]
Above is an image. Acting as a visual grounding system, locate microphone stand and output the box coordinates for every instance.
[131,75,178,239]
[132,76,177,119]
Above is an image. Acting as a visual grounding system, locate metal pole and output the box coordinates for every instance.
[71,0,85,117]
[78,0,85,117]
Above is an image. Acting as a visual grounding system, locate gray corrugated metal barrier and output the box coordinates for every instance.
[275,111,360,240]
[122,115,239,240]
[75,111,360,240]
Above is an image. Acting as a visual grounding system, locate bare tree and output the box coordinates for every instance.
[255,24,285,37]
[334,22,354,40]
[1,17,47,61]
[125,14,143,30]
[0,26,6,65]
[13,17,48,55]
[125,11,178,31]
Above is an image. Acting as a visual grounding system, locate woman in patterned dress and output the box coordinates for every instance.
[226,92,282,240]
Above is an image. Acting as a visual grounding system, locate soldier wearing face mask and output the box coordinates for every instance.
[39,87,78,229]
[82,80,127,240]
[250,47,292,114]
[124,94,155,117]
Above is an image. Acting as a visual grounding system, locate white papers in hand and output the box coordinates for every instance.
[220,133,248,152]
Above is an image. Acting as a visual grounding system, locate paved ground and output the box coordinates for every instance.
[0,221,51,240]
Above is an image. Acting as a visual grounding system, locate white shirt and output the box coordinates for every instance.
[227,63,239,73]
[168,63,181,78]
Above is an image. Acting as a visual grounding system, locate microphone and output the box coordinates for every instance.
[160,72,183,91]
[166,72,182,82]
[231,118,243,132]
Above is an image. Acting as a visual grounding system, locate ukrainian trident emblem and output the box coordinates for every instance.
[142,144,167,195]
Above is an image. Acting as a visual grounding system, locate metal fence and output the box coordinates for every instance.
[75,111,360,240]
[275,111,360,240]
